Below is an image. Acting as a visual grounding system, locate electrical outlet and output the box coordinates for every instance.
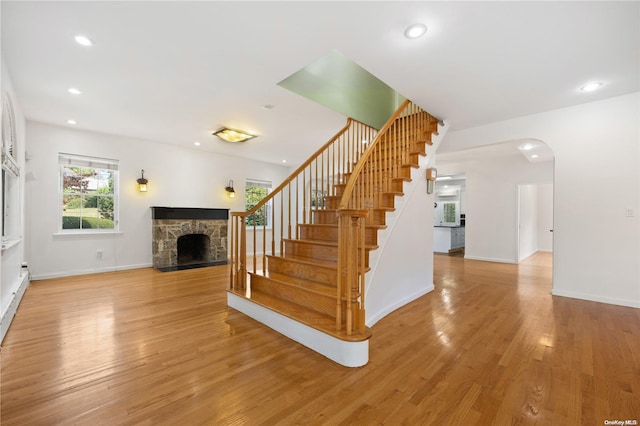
[626,208,635,217]
[96,249,103,259]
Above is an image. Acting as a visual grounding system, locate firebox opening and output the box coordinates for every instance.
[177,234,210,266]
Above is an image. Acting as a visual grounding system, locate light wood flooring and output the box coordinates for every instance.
[1,252,639,424]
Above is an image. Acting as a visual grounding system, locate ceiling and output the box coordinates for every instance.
[2,1,638,165]
[437,138,555,168]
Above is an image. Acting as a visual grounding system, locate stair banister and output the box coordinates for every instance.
[336,100,440,334]
[230,118,378,294]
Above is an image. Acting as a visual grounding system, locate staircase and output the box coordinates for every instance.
[227,100,441,366]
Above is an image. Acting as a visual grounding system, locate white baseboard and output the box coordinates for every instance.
[366,284,435,327]
[551,289,640,309]
[227,292,369,367]
[1,272,30,344]
[537,249,553,253]
[463,255,518,264]
[31,263,153,281]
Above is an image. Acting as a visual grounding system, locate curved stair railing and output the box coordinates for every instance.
[230,119,378,291]
[229,100,440,339]
[337,100,440,335]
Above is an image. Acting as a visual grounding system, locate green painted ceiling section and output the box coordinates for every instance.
[278,50,406,130]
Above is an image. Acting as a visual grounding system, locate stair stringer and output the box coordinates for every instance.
[364,121,450,327]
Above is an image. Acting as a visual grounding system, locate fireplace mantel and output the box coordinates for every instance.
[151,207,229,220]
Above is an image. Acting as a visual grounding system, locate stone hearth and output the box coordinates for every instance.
[151,207,229,271]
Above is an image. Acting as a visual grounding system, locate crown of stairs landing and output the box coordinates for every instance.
[227,101,442,366]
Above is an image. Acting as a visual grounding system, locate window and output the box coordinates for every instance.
[59,153,119,232]
[2,93,19,241]
[443,202,457,223]
[245,179,272,227]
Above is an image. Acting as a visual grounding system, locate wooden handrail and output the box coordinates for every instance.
[229,118,378,294]
[334,100,439,334]
[232,117,361,219]
[229,101,437,336]
[337,100,411,210]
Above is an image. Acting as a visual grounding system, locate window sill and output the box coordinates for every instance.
[53,231,123,238]
[1,237,22,252]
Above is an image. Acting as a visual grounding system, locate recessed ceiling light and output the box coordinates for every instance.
[580,82,603,92]
[212,127,256,143]
[194,141,201,146]
[74,35,93,47]
[66,119,77,125]
[521,143,534,151]
[531,154,540,159]
[281,159,287,163]
[262,104,275,110]
[404,23,427,39]
[68,88,82,95]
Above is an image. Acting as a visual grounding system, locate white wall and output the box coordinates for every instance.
[437,156,553,263]
[25,121,290,279]
[537,183,553,252]
[518,184,538,262]
[441,92,640,308]
[365,122,449,326]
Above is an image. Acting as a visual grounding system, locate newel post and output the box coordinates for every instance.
[337,209,368,335]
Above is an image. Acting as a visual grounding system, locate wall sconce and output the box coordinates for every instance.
[225,180,235,198]
[426,168,437,194]
[137,169,148,192]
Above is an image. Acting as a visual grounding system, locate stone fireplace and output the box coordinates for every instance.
[151,207,229,271]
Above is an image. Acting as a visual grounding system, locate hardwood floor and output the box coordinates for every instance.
[2,252,639,424]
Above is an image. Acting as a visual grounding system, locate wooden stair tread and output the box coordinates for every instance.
[279,253,372,273]
[228,289,372,342]
[299,223,387,230]
[252,271,335,296]
[312,207,396,213]
[271,254,337,269]
[286,238,379,251]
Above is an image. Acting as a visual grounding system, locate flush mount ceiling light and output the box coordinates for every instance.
[580,82,603,92]
[74,35,93,47]
[212,127,256,143]
[404,23,427,39]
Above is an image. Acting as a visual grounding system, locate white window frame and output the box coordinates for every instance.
[58,153,120,234]
[245,179,272,228]
[2,93,20,245]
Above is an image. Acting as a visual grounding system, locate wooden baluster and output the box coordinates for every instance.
[253,217,257,274]
[358,214,366,332]
[229,215,235,290]
[287,183,291,242]
[295,177,299,239]
[239,215,247,290]
[302,168,307,224]
[321,150,325,208]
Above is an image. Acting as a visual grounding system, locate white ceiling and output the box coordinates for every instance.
[436,138,554,173]
[2,1,638,165]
